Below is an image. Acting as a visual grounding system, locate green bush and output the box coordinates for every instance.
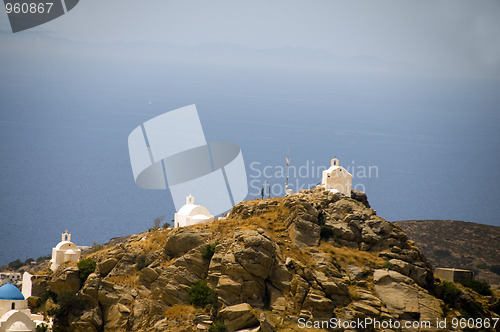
[8,259,23,270]
[47,291,84,323]
[36,255,50,263]
[441,281,461,305]
[77,258,96,282]
[319,225,334,239]
[209,321,226,332]
[36,323,49,332]
[461,280,492,296]
[202,242,219,260]
[42,290,58,303]
[188,280,216,308]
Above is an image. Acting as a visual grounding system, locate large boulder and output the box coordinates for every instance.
[210,230,281,308]
[219,303,260,332]
[288,219,320,247]
[150,246,211,306]
[97,282,134,331]
[351,190,371,208]
[164,228,210,257]
[97,258,118,277]
[49,266,81,295]
[373,269,443,325]
[138,267,159,286]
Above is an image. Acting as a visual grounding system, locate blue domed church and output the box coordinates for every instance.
[0,283,45,332]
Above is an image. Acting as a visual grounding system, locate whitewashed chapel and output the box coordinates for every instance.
[321,158,352,197]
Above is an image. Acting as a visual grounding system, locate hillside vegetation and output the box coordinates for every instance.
[27,189,499,331]
[394,220,500,287]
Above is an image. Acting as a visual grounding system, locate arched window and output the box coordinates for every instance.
[11,302,15,309]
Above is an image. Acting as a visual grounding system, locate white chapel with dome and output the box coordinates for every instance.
[321,158,353,197]
[50,230,81,272]
[174,195,214,228]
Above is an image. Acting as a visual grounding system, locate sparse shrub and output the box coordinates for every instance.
[490,265,500,276]
[8,259,23,270]
[149,216,165,231]
[441,281,461,305]
[36,323,49,332]
[42,290,58,303]
[320,225,334,239]
[91,244,104,253]
[317,212,325,226]
[77,258,96,282]
[48,291,84,325]
[24,258,34,265]
[461,280,492,296]
[36,255,50,263]
[202,242,219,260]
[209,321,226,332]
[136,254,149,271]
[188,280,216,308]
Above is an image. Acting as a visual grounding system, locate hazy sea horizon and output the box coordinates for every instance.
[1,61,499,266]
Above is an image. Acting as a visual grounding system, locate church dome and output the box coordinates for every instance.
[177,203,197,216]
[0,283,24,300]
[7,321,31,331]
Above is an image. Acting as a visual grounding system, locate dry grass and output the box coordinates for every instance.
[86,245,114,261]
[319,243,385,270]
[107,272,138,287]
[348,285,360,299]
[164,304,199,321]
[128,229,169,252]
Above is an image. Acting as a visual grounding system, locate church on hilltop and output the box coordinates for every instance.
[174,195,214,228]
[321,158,352,197]
[50,230,81,272]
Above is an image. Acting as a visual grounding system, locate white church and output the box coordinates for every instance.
[321,158,352,197]
[50,231,81,272]
[174,195,214,228]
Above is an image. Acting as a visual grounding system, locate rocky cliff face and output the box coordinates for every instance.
[29,188,499,331]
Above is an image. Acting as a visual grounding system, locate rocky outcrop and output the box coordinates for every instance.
[163,228,211,258]
[49,266,81,295]
[219,303,259,332]
[208,230,291,309]
[373,269,443,326]
[151,245,211,306]
[97,258,118,277]
[31,187,499,331]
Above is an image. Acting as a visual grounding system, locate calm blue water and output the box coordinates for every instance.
[1,54,499,266]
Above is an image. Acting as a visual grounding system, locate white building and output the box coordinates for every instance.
[321,158,352,197]
[174,195,214,228]
[0,283,46,332]
[0,274,21,288]
[50,231,82,272]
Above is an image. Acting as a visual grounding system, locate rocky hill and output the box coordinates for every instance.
[394,220,500,287]
[27,189,499,331]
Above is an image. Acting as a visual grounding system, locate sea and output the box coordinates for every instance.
[1,54,499,266]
